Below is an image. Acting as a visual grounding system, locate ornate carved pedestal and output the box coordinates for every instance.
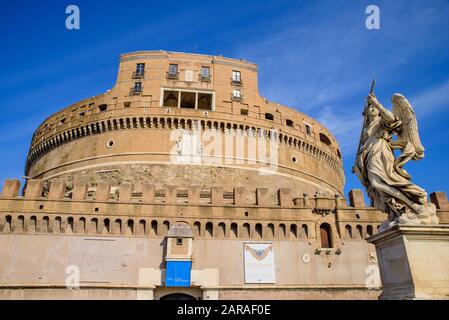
[367,225,449,300]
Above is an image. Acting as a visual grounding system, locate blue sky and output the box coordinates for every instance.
[1,0,448,199]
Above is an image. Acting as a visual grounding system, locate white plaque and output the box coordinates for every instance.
[243,243,275,284]
[185,70,194,82]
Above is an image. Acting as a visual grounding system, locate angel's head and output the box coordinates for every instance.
[392,93,406,105]
[364,104,379,121]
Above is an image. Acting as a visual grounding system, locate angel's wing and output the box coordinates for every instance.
[392,93,425,160]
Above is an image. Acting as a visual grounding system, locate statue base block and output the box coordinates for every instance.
[367,225,449,300]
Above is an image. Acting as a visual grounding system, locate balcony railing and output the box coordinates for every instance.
[199,74,211,82]
[132,71,145,79]
[231,78,243,86]
[130,87,143,95]
[166,71,179,80]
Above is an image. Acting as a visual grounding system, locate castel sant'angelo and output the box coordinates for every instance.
[0,50,448,300]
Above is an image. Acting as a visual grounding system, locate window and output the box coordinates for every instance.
[286,119,294,127]
[131,82,142,95]
[265,113,274,121]
[124,102,131,108]
[305,124,311,135]
[232,89,241,99]
[133,63,145,78]
[200,66,211,81]
[197,93,212,110]
[180,92,196,109]
[240,108,248,115]
[163,91,179,108]
[319,133,332,146]
[162,89,213,110]
[79,112,85,117]
[232,70,241,82]
[320,223,333,248]
[167,64,179,79]
[98,104,107,112]
[176,238,183,246]
[60,118,66,124]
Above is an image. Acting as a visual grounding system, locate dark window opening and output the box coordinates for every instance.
[134,63,145,77]
[176,238,183,245]
[60,118,66,124]
[163,91,179,108]
[198,93,212,110]
[305,124,311,135]
[98,104,107,112]
[133,82,142,93]
[240,109,248,115]
[286,119,294,127]
[79,112,85,117]
[180,92,196,109]
[124,102,131,108]
[265,113,274,121]
[320,223,333,248]
[320,133,332,146]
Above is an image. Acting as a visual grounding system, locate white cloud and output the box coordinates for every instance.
[411,80,449,116]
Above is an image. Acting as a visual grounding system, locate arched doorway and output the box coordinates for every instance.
[320,223,333,248]
[160,293,197,300]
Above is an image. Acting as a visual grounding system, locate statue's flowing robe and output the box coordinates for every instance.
[354,114,426,216]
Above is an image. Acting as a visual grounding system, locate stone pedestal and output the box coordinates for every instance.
[367,225,449,300]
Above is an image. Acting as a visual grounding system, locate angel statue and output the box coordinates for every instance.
[353,84,439,230]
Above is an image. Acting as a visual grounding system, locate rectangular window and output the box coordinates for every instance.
[201,66,210,77]
[200,66,211,82]
[306,124,311,135]
[198,93,212,110]
[134,82,142,92]
[232,70,241,81]
[137,63,145,74]
[169,64,178,75]
[240,109,248,115]
[163,90,179,108]
[180,92,196,109]
[233,89,241,98]
[162,88,214,110]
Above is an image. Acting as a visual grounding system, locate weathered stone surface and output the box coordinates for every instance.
[368,225,449,300]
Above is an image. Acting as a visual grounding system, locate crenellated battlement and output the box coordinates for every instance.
[2,179,447,241]
[1,178,370,209]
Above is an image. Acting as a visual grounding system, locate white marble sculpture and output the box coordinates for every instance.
[353,86,439,230]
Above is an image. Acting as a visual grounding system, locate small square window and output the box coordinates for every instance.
[286,119,294,127]
[232,70,241,81]
[124,102,131,108]
[98,104,107,112]
[233,89,241,98]
[79,112,85,117]
[240,109,248,115]
[176,238,183,245]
